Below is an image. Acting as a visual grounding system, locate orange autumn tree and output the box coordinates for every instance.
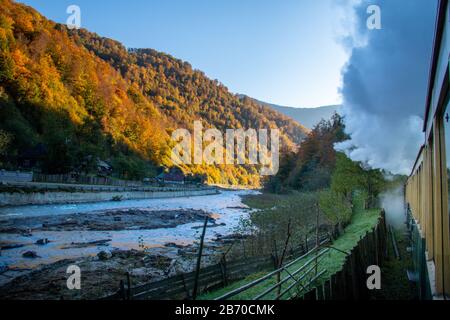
[0,0,306,185]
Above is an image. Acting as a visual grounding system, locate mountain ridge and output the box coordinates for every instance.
[239,95,341,129]
[0,0,308,186]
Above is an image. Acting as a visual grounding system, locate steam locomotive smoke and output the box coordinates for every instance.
[335,0,437,175]
[380,187,406,229]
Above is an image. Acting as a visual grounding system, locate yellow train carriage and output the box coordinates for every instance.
[405,0,450,299]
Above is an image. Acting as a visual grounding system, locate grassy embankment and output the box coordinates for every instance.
[199,192,381,300]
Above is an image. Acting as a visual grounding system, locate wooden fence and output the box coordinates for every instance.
[101,235,330,300]
[10,181,212,193]
[103,255,275,300]
[214,242,330,300]
[298,211,388,300]
[33,173,142,186]
[0,170,33,183]
[101,213,386,301]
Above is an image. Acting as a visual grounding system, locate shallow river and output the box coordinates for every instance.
[0,190,258,270]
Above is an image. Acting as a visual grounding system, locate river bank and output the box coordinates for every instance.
[0,242,227,300]
[0,190,257,299]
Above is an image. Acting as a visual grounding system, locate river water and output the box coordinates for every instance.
[0,190,257,271]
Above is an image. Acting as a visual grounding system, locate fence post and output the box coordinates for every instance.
[381,210,388,258]
[330,274,337,300]
[315,203,320,275]
[181,273,191,299]
[371,230,377,266]
[311,288,318,301]
[339,270,347,300]
[375,226,380,266]
[220,256,228,286]
[242,240,247,258]
[350,248,360,300]
[192,215,209,300]
[126,272,132,300]
[316,284,324,301]
[119,280,126,300]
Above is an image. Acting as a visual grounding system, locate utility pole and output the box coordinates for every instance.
[192,215,209,300]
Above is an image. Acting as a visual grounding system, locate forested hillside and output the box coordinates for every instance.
[0,0,308,186]
[267,113,387,210]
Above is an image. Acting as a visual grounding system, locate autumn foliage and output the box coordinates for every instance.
[0,0,307,185]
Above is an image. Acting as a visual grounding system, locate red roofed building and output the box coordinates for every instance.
[157,167,185,184]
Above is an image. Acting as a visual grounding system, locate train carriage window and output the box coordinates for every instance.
[445,99,450,213]
[444,96,450,294]
[444,107,450,208]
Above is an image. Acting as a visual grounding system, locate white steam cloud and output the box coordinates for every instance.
[335,0,438,175]
[380,187,406,229]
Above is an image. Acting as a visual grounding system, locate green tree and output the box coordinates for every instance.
[330,152,386,210]
[0,129,11,156]
[361,168,386,209]
[319,189,352,234]
[330,152,364,202]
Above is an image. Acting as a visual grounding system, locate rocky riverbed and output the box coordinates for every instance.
[0,243,226,300]
[0,190,257,299]
[0,208,217,233]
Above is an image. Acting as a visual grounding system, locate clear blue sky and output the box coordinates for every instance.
[19,0,350,108]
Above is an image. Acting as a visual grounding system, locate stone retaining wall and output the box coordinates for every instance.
[0,188,219,207]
